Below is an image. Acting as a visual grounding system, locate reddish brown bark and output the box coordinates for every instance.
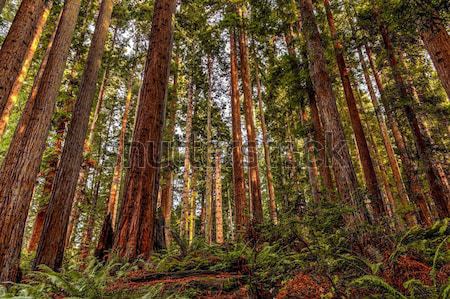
[113,0,176,259]
[0,0,48,116]
[376,12,450,219]
[420,18,450,99]
[0,0,81,282]
[299,0,366,222]
[357,47,417,226]
[33,0,113,270]
[230,29,248,237]
[27,205,48,252]
[0,2,52,137]
[365,44,432,226]
[286,27,335,199]
[238,27,264,225]
[323,0,385,220]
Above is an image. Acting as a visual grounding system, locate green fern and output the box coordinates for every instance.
[350,275,407,299]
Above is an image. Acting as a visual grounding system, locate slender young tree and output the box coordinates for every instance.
[0,0,82,282]
[181,83,194,238]
[230,28,248,237]
[95,76,134,259]
[205,56,214,243]
[0,0,49,117]
[0,1,52,137]
[299,0,365,222]
[33,0,114,270]
[254,56,278,224]
[237,15,264,225]
[215,150,224,244]
[160,52,179,246]
[323,0,385,219]
[113,0,176,259]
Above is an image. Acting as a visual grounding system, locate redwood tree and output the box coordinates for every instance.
[323,0,385,220]
[33,0,114,270]
[299,0,366,222]
[0,0,82,282]
[230,28,248,237]
[113,0,176,259]
[0,0,49,121]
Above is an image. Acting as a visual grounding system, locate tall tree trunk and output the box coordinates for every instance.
[254,58,278,224]
[323,0,385,220]
[0,0,81,282]
[205,56,213,243]
[180,83,194,238]
[357,47,417,226]
[33,0,113,270]
[0,0,49,116]
[420,18,450,99]
[95,77,134,260]
[0,2,52,137]
[230,29,249,237]
[286,27,335,199]
[215,150,224,244]
[365,44,432,226]
[238,27,263,225]
[299,0,365,222]
[376,11,450,218]
[113,0,176,260]
[160,51,179,247]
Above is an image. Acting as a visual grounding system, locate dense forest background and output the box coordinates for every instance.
[0,0,449,297]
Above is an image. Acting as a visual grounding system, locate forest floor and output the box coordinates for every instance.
[2,206,449,298]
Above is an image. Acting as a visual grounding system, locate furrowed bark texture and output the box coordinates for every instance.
[0,0,81,282]
[113,0,176,259]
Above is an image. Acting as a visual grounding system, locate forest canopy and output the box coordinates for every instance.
[0,0,449,297]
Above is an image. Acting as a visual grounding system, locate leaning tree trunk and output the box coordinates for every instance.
[113,0,176,260]
[0,0,49,118]
[299,0,366,222]
[0,2,52,137]
[180,83,194,239]
[376,12,450,218]
[0,0,81,282]
[254,57,278,224]
[33,0,113,271]
[420,17,450,99]
[238,27,264,225]
[205,56,214,243]
[357,47,417,227]
[215,150,224,244]
[323,0,385,220]
[230,29,249,238]
[365,44,432,226]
